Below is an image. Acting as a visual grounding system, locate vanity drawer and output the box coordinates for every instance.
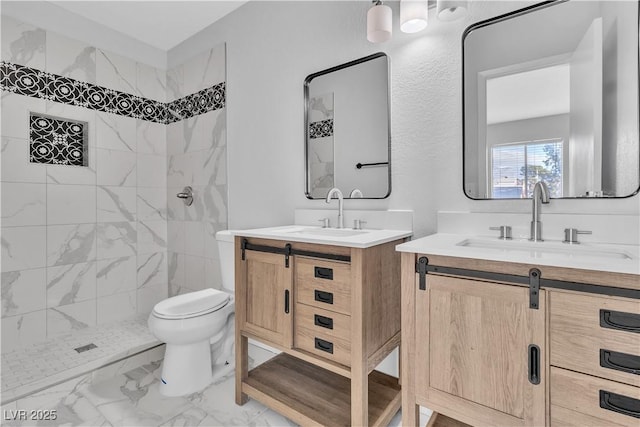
[294,302,351,343]
[550,291,640,387]
[295,304,351,366]
[295,257,351,315]
[550,367,640,427]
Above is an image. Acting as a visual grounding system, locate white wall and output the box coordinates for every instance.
[170,0,639,239]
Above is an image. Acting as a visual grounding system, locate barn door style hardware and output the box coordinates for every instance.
[416,257,429,290]
[413,261,640,301]
[241,238,351,264]
[529,268,541,309]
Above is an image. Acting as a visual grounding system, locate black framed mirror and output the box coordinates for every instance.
[463,0,639,200]
[304,52,391,199]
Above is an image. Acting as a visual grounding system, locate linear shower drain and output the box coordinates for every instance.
[74,343,98,353]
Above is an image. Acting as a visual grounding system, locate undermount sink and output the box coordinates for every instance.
[456,238,632,260]
[287,227,369,237]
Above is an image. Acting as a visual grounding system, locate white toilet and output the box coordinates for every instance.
[148,230,235,397]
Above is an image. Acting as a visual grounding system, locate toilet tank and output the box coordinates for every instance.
[215,230,235,292]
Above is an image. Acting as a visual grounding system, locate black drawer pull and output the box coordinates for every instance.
[600,310,640,333]
[314,338,334,354]
[314,314,334,330]
[528,344,540,385]
[600,349,640,375]
[314,290,333,305]
[600,390,640,419]
[314,266,333,280]
[284,290,290,314]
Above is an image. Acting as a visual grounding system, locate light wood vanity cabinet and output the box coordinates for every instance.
[549,291,640,426]
[413,273,546,427]
[401,252,640,427]
[240,250,293,347]
[235,236,406,427]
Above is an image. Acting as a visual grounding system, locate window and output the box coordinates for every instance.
[490,139,563,199]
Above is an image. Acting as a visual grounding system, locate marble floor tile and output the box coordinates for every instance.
[158,406,209,427]
[81,367,196,427]
[185,376,269,427]
[4,375,94,426]
[4,340,430,427]
[247,408,297,427]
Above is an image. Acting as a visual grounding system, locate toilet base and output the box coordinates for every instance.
[159,340,212,397]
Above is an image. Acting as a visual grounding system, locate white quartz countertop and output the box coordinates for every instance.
[233,225,412,249]
[396,233,640,276]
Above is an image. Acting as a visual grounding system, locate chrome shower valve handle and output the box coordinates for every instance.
[176,186,194,206]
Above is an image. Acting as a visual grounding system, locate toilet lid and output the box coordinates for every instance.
[152,288,230,320]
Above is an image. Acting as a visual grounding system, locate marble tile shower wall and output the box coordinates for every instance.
[0,16,227,352]
[166,44,227,297]
[0,16,167,353]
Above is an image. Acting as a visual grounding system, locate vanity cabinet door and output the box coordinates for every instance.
[415,274,547,427]
[238,250,293,347]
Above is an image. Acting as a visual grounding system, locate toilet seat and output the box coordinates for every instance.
[152,288,230,320]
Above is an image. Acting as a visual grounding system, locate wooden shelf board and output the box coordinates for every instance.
[426,412,472,427]
[243,353,401,427]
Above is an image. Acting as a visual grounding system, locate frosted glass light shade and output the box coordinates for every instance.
[400,0,428,34]
[437,0,468,21]
[367,3,392,43]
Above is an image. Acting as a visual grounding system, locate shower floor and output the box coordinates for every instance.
[1,315,160,404]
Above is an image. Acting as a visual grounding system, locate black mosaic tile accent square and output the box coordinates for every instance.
[1,61,48,98]
[1,61,226,125]
[46,74,82,105]
[309,118,334,139]
[0,62,13,91]
[29,113,87,166]
[209,82,225,109]
[80,84,111,112]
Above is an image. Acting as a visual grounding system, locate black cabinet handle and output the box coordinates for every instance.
[314,314,334,330]
[528,344,540,385]
[314,290,333,305]
[284,290,290,314]
[600,310,640,333]
[314,267,333,280]
[314,338,334,354]
[600,349,640,375]
[600,390,640,419]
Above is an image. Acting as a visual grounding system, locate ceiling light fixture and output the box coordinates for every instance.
[436,0,468,22]
[367,0,392,43]
[400,0,428,34]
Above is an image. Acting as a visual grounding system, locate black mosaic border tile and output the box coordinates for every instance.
[165,83,225,123]
[309,118,334,139]
[0,61,225,124]
[30,113,87,166]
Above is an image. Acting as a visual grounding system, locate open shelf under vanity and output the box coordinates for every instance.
[244,353,401,427]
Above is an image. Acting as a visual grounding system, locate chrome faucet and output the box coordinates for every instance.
[530,181,550,242]
[325,188,344,229]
